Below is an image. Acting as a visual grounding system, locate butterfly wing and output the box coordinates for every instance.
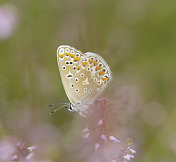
[57,45,84,105]
[68,52,111,106]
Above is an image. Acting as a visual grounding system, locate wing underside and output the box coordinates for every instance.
[57,45,111,110]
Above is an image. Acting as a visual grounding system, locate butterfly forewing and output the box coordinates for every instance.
[57,45,84,105]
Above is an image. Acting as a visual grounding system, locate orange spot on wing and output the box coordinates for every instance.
[99,71,105,75]
[74,56,79,61]
[70,54,75,58]
[82,62,88,67]
[95,66,101,71]
[65,52,69,56]
[77,65,81,70]
[89,59,94,64]
[60,54,64,58]
[94,61,98,66]
[102,77,108,81]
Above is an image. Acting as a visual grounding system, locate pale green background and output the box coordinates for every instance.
[0,0,176,161]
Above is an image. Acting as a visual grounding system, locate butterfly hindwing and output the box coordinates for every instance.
[70,52,111,105]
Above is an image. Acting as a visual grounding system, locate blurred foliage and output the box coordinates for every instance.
[0,0,176,161]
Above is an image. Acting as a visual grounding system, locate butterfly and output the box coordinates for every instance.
[56,45,111,116]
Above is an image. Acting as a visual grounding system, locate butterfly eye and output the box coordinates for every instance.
[62,66,66,70]
[84,88,87,92]
[75,78,79,82]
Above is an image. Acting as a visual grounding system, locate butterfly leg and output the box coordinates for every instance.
[79,110,88,118]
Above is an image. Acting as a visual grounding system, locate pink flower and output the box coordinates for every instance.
[109,136,120,143]
[124,154,134,161]
[0,3,18,40]
[80,98,136,161]
[0,140,15,161]
[27,146,37,152]
[26,152,34,160]
[101,134,107,141]
[94,143,100,151]
[98,119,103,126]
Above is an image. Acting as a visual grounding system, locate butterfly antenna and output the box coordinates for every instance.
[50,104,68,115]
[48,103,68,107]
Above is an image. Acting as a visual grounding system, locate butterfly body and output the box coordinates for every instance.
[57,45,111,114]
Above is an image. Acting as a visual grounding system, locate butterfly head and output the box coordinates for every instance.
[66,102,75,112]
[49,102,75,114]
